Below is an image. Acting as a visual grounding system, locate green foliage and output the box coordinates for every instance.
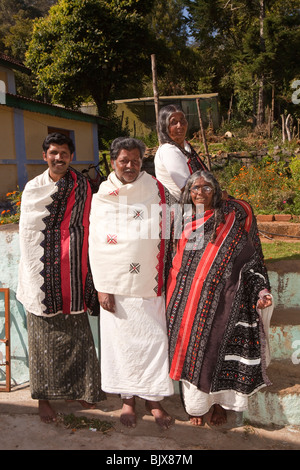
[289,156,300,182]
[184,0,300,122]
[215,156,300,215]
[0,0,54,55]
[262,242,300,262]
[138,131,159,148]
[25,0,158,114]
[59,413,113,434]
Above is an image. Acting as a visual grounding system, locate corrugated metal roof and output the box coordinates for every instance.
[3,93,108,124]
[0,52,31,74]
[113,94,219,104]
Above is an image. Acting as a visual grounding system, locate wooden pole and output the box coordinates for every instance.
[151,54,160,142]
[196,98,211,171]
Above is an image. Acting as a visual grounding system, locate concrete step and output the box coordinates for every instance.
[244,360,300,426]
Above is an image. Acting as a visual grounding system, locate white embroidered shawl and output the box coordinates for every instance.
[89,171,172,298]
[17,168,98,316]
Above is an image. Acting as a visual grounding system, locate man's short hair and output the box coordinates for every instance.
[110,137,146,161]
[42,133,75,154]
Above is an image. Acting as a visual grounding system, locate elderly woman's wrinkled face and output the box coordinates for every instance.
[190,177,214,211]
[168,112,188,146]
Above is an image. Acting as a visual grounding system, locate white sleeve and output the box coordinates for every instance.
[159,144,190,189]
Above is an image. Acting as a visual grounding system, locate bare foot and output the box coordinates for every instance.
[145,400,173,430]
[210,404,227,426]
[38,400,57,423]
[189,415,204,426]
[120,397,136,428]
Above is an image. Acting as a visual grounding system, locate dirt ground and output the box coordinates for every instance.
[1,384,300,452]
[1,230,299,454]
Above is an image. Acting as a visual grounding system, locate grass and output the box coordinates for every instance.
[58,413,114,434]
[261,241,300,262]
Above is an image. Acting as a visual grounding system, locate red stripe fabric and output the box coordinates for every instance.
[166,210,213,305]
[60,171,77,314]
[235,200,252,232]
[155,178,167,296]
[169,211,236,380]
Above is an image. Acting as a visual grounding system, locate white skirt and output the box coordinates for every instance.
[100,295,174,398]
[181,380,248,415]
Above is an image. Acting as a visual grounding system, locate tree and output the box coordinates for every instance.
[0,0,55,54]
[184,0,300,126]
[25,0,158,115]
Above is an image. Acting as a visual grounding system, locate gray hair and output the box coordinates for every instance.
[181,170,225,242]
[110,137,146,161]
[157,104,187,144]
[181,170,222,208]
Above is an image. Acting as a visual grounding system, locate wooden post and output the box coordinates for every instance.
[151,54,160,142]
[228,94,233,123]
[196,98,211,171]
[281,114,286,143]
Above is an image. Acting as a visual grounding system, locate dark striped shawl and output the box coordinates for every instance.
[40,168,99,316]
[166,199,271,396]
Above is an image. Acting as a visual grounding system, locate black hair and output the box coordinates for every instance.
[110,137,146,161]
[42,133,75,154]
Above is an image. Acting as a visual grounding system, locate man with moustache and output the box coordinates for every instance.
[17,133,105,423]
[89,137,174,429]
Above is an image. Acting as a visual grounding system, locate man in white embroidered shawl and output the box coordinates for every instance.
[17,133,104,424]
[89,137,174,429]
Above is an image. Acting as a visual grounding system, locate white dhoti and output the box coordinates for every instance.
[181,302,274,416]
[181,381,248,416]
[100,295,174,399]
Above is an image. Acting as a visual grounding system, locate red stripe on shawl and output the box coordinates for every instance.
[81,180,92,311]
[186,159,207,174]
[166,210,214,306]
[60,171,77,314]
[185,141,208,173]
[235,199,253,232]
[153,177,167,296]
[169,211,236,380]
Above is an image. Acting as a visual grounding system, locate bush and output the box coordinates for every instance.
[216,157,300,215]
[0,190,22,225]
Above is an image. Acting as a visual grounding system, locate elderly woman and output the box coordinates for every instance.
[154,104,208,200]
[166,170,273,426]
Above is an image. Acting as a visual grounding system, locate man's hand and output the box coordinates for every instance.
[98,292,116,313]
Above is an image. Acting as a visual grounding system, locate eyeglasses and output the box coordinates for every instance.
[190,185,214,194]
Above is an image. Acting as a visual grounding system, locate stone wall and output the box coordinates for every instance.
[0,224,299,387]
[0,224,99,387]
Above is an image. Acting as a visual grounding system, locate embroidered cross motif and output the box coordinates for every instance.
[129,263,140,274]
[109,189,119,196]
[107,234,117,244]
[133,209,144,220]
